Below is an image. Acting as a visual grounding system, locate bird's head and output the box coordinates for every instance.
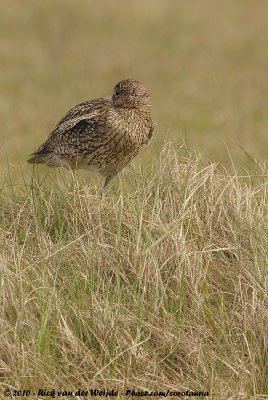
[112,79,151,111]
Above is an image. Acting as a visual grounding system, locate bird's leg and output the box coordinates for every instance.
[102,175,113,195]
[103,175,113,189]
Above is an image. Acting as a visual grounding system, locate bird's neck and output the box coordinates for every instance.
[117,105,151,119]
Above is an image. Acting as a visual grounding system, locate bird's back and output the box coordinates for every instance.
[28,98,112,167]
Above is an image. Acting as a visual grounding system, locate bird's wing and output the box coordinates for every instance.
[32,99,109,157]
[56,99,103,126]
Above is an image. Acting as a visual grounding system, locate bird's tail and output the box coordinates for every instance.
[27,154,45,164]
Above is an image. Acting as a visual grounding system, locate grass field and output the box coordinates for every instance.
[1,1,268,398]
[1,145,268,398]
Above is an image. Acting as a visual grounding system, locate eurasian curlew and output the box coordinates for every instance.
[27,79,154,189]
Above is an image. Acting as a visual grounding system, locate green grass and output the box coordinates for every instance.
[1,144,268,398]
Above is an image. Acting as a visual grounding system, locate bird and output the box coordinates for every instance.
[27,79,154,190]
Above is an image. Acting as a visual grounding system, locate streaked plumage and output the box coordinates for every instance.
[28,79,154,189]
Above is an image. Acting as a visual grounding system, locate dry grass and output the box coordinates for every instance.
[1,144,268,398]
